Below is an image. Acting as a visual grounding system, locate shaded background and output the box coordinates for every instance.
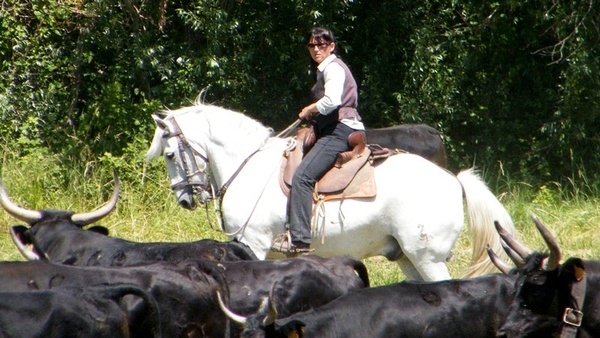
[1,0,598,189]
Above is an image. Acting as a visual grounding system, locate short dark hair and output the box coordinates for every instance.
[307,27,336,44]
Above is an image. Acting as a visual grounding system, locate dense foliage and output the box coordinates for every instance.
[1,0,598,189]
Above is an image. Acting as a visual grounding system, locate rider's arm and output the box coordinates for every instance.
[315,62,345,115]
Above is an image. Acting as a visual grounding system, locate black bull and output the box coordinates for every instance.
[492,215,600,338]
[0,174,370,336]
[285,124,447,168]
[0,284,161,338]
[3,174,256,266]
[365,124,447,168]
[0,259,230,337]
[216,254,369,337]
[221,272,517,338]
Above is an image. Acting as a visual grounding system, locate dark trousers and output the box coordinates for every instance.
[288,122,354,244]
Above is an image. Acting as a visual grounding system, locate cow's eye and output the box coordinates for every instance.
[165,152,175,160]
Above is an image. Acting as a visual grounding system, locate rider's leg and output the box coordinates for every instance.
[288,123,354,248]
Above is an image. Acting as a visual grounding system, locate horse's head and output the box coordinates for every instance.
[146,114,212,210]
[146,102,275,213]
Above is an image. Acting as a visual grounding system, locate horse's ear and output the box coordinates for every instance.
[152,114,169,131]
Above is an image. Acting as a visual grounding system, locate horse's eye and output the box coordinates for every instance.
[165,152,175,160]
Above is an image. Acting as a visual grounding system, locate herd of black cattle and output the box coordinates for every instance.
[0,170,595,337]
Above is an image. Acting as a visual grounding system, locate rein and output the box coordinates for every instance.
[275,119,302,138]
[169,116,277,235]
[215,119,302,234]
[213,147,262,235]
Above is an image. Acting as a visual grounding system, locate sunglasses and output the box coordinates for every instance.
[307,42,330,49]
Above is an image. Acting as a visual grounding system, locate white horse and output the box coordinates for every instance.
[145,101,516,281]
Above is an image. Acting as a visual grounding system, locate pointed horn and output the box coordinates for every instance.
[0,177,42,223]
[71,171,120,226]
[261,282,279,326]
[495,220,532,260]
[9,226,41,261]
[486,244,513,274]
[531,214,561,271]
[501,240,526,268]
[216,290,247,324]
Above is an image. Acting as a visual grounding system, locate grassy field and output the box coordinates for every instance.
[1,154,599,287]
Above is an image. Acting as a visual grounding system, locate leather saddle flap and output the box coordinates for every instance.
[281,145,371,194]
[316,147,370,193]
[283,128,312,186]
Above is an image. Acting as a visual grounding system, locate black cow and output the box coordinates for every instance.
[1,175,369,336]
[221,272,517,338]
[365,124,447,168]
[214,254,368,317]
[494,215,600,338]
[0,259,230,337]
[0,284,161,338]
[5,253,368,337]
[1,174,257,265]
[282,124,447,168]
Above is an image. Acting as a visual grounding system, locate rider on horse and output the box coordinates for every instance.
[271,27,365,254]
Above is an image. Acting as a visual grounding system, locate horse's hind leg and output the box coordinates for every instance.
[394,256,424,281]
[396,256,451,282]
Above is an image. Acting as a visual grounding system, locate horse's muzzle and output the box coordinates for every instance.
[176,188,197,210]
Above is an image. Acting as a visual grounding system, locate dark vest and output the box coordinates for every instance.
[310,57,361,133]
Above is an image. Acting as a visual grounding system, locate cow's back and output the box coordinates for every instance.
[366,124,447,168]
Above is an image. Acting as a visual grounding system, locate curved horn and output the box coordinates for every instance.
[531,214,561,271]
[486,244,513,274]
[0,178,42,223]
[71,171,120,226]
[501,240,526,268]
[216,291,247,325]
[9,226,41,261]
[495,220,532,260]
[261,282,279,326]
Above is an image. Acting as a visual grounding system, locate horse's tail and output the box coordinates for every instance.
[456,168,517,278]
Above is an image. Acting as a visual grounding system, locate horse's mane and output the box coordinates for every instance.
[145,101,272,162]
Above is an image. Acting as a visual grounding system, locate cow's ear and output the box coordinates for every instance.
[574,265,586,281]
[571,259,586,282]
[561,258,586,282]
[87,225,110,236]
[279,320,306,338]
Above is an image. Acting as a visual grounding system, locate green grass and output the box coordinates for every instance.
[1,153,600,286]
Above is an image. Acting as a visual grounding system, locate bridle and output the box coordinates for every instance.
[166,118,214,204]
[165,116,275,235]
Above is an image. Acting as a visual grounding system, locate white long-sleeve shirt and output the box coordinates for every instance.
[315,55,364,130]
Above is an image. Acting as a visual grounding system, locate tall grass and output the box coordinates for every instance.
[1,146,599,286]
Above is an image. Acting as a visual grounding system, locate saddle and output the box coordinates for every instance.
[280,127,395,201]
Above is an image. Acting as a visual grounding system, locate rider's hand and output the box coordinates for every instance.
[299,104,318,120]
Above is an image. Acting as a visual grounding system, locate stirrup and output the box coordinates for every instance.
[270,232,292,253]
[271,232,313,254]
